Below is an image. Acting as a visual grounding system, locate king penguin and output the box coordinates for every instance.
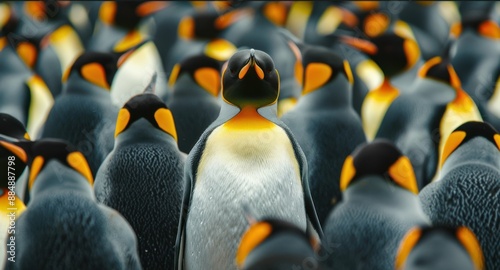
[281,44,366,225]
[40,47,139,179]
[94,75,185,270]
[341,31,421,140]
[451,3,500,131]
[4,139,141,270]
[0,34,54,139]
[175,49,323,270]
[374,52,482,188]
[321,139,430,270]
[395,225,485,270]
[167,54,222,154]
[419,121,500,270]
[236,216,327,270]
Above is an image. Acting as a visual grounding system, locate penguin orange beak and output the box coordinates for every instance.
[238,51,265,80]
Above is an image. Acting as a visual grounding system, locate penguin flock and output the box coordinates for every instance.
[0,1,498,270]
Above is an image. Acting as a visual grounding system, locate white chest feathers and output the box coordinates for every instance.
[185,124,307,270]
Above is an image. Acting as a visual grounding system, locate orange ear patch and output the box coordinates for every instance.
[194,67,220,96]
[0,141,27,163]
[154,108,178,141]
[388,156,418,194]
[263,2,287,26]
[17,42,37,68]
[456,227,485,270]
[67,152,94,186]
[478,20,500,39]
[115,108,131,137]
[28,156,44,190]
[303,63,332,95]
[340,156,356,191]
[99,1,117,25]
[81,62,110,89]
[439,131,466,168]
[395,227,423,270]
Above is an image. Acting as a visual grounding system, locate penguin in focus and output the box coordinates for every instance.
[0,35,54,139]
[374,52,482,188]
[94,75,185,270]
[4,139,141,270]
[167,54,222,154]
[40,47,140,179]
[281,44,366,225]
[321,139,430,270]
[236,216,326,270]
[395,225,485,270]
[419,121,500,270]
[175,49,323,270]
[220,2,305,115]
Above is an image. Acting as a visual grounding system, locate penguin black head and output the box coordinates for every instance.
[115,75,177,140]
[395,225,485,270]
[0,113,31,141]
[340,139,419,194]
[6,34,42,69]
[168,54,222,97]
[341,32,420,78]
[63,48,140,90]
[440,121,500,168]
[27,138,93,190]
[0,139,29,188]
[236,218,317,270]
[418,55,461,89]
[99,1,167,30]
[178,8,243,40]
[222,49,280,108]
[295,44,354,95]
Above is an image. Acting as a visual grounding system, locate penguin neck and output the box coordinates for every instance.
[224,105,275,130]
[300,76,351,109]
[115,119,177,147]
[0,188,26,215]
[29,161,94,202]
[440,138,500,176]
[376,78,399,96]
[62,74,112,98]
[343,175,417,206]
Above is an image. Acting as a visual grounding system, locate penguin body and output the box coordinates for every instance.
[176,49,322,270]
[419,121,500,270]
[95,78,185,270]
[322,140,430,270]
[0,38,53,139]
[395,225,485,270]
[167,54,222,154]
[236,218,327,270]
[281,45,366,224]
[4,139,141,270]
[41,50,129,178]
